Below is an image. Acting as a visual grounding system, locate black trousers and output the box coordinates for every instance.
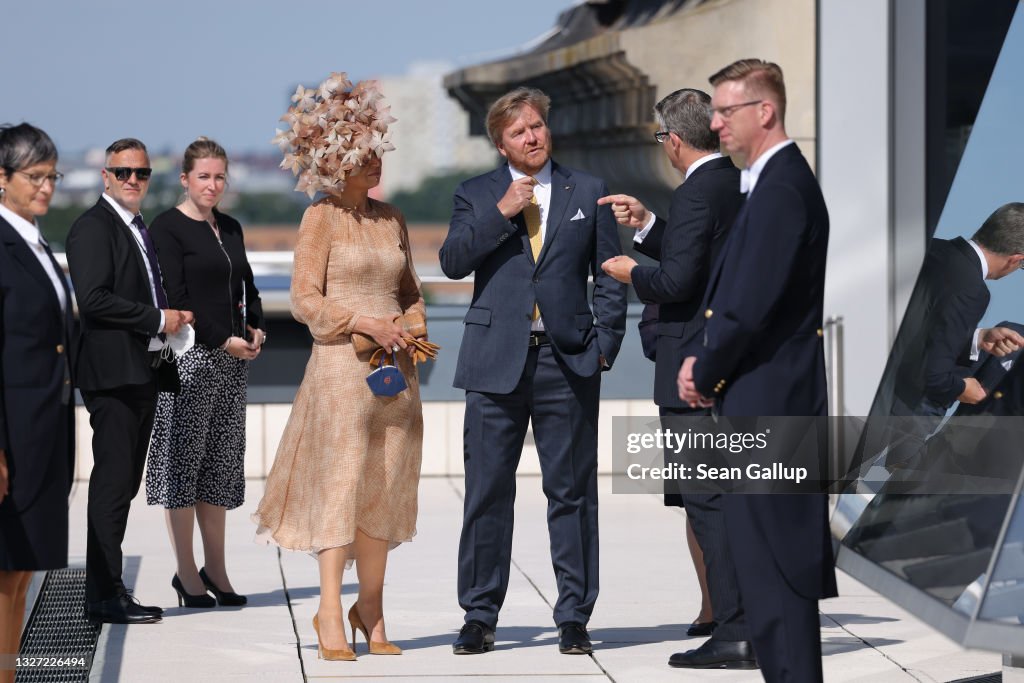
[660,406,749,642]
[724,494,824,682]
[458,344,601,629]
[83,378,158,603]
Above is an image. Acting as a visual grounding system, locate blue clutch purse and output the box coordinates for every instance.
[366,351,408,396]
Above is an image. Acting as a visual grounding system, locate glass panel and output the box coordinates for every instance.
[835,3,1024,650]
[977,495,1024,623]
[842,493,1013,613]
[925,0,1017,235]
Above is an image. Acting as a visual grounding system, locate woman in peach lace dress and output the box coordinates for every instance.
[253,75,423,661]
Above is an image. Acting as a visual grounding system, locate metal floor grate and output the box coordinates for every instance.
[17,569,99,682]
[949,675,1001,683]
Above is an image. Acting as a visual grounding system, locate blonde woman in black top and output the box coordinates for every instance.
[148,138,265,608]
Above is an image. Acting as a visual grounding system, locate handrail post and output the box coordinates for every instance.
[824,316,845,487]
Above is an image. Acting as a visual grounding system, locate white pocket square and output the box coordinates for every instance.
[570,209,585,221]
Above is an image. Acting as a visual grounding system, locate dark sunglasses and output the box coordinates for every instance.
[106,166,153,182]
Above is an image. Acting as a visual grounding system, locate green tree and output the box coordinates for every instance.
[390,169,492,222]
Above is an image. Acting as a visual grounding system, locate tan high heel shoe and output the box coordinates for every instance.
[348,603,402,655]
[312,614,357,661]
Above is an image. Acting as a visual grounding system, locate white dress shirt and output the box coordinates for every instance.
[740,139,795,196]
[0,202,67,311]
[509,160,552,332]
[966,238,990,362]
[634,152,724,243]
[101,193,165,348]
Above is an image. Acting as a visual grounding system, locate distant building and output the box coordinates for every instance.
[376,62,496,198]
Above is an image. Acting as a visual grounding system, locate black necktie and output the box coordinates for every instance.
[41,239,73,404]
[132,215,169,309]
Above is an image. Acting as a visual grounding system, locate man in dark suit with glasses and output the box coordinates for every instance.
[66,138,193,624]
[599,88,748,663]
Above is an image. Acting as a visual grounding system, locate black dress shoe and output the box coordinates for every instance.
[558,622,592,655]
[686,620,716,637]
[125,590,163,615]
[452,621,495,654]
[668,638,757,669]
[87,595,163,625]
[200,568,247,606]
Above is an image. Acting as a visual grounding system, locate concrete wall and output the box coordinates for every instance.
[818,0,892,416]
[71,399,659,482]
[618,0,817,163]
[818,0,928,415]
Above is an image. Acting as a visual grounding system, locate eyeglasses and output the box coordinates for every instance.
[653,130,672,144]
[708,99,763,119]
[15,170,64,187]
[106,166,153,182]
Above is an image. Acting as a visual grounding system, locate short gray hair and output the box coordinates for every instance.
[105,137,148,164]
[653,89,719,153]
[0,123,58,173]
[973,203,1024,255]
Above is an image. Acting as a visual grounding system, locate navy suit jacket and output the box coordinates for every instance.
[440,161,627,394]
[632,156,743,408]
[881,237,989,414]
[949,321,1023,416]
[691,143,836,601]
[0,217,75,511]
[66,198,175,393]
[693,144,829,416]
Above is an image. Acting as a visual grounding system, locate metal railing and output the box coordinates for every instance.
[54,251,474,284]
[824,315,845,417]
[824,315,845,482]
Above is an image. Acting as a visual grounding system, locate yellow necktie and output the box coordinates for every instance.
[524,183,542,320]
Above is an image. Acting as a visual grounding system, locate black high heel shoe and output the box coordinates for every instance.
[171,574,215,608]
[199,567,247,606]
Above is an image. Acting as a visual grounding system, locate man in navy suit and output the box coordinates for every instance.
[883,209,1024,418]
[677,59,838,680]
[440,87,626,655]
[599,88,750,661]
[866,209,1024,473]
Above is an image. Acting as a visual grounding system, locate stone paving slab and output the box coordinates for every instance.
[65,475,1001,682]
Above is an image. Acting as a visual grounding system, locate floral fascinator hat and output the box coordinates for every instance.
[273,71,396,198]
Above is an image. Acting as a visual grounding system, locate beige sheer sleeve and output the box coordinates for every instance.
[396,211,426,321]
[290,203,361,341]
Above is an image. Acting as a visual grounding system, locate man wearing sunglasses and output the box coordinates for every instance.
[66,138,193,625]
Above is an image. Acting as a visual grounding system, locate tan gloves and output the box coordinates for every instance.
[359,311,439,366]
[368,338,440,367]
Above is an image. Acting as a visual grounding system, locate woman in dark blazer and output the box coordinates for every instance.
[0,123,73,679]
[146,138,264,608]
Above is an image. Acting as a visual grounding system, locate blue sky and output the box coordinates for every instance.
[3,0,577,153]
[936,6,1024,329]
